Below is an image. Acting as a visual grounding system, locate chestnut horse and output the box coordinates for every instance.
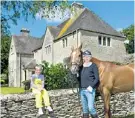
[69,44,134,118]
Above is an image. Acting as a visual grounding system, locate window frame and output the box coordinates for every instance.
[107,37,111,46]
[98,36,102,45]
[103,36,106,46]
[62,37,68,48]
[63,39,65,48]
[65,38,68,47]
[98,36,111,47]
[45,45,51,54]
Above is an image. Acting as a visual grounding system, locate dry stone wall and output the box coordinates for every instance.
[0,89,134,118]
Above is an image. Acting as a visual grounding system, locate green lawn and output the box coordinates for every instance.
[0,87,25,94]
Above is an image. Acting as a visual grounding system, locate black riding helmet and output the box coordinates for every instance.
[83,50,92,56]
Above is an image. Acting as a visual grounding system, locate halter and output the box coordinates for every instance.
[71,62,80,66]
[71,50,83,66]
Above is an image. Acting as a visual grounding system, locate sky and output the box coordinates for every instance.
[9,1,134,38]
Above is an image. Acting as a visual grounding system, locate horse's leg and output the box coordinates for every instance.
[99,87,109,117]
[103,87,111,118]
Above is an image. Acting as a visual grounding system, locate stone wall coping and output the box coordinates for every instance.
[0,88,78,101]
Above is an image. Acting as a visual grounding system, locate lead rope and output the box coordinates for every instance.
[72,74,81,105]
[67,71,80,105]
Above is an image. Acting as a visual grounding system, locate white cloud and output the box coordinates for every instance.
[35,6,71,23]
[35,13,42,20]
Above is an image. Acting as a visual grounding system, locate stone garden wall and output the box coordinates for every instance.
[0,89,134,118]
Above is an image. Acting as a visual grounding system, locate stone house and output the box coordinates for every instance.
[8,29,43,87]
[39,3,126,64]
[9,3,126,87]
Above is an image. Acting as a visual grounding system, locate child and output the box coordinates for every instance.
[31,65,55,117]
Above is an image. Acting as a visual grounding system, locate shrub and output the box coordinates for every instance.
[0,74,8,84]
[42,61,78,90]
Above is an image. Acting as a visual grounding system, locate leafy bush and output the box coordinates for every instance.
[0,78,5,85]
[42,61,78,90]
[0,74,8,84]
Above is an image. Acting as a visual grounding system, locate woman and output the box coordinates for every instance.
[78,50,99,118]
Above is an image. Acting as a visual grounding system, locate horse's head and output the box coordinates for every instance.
[70,44,83,75]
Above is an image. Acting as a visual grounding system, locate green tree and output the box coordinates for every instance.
[1,1,70,36]
[122,25,134,40]
[125,39,134,54]
[1,36,11,74]
[122,25,134,54]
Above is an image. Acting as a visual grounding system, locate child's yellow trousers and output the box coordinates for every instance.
[32,79,51,108]
[33,89,51,108]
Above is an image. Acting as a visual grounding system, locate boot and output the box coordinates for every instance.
[82,113,89,118]
[91,114,98,118]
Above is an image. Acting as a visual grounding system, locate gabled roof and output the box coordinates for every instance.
[13,35,43,54]
[48,26,60,38]
[46,18,71,39]
[55,8,124,39]
[32,31,46,52]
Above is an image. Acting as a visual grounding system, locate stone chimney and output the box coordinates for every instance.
[20,28,30,36]
[71,2,84,17]
[72,2,84,10]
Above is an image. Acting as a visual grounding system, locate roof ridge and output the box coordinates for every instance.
[13,35,41,40]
